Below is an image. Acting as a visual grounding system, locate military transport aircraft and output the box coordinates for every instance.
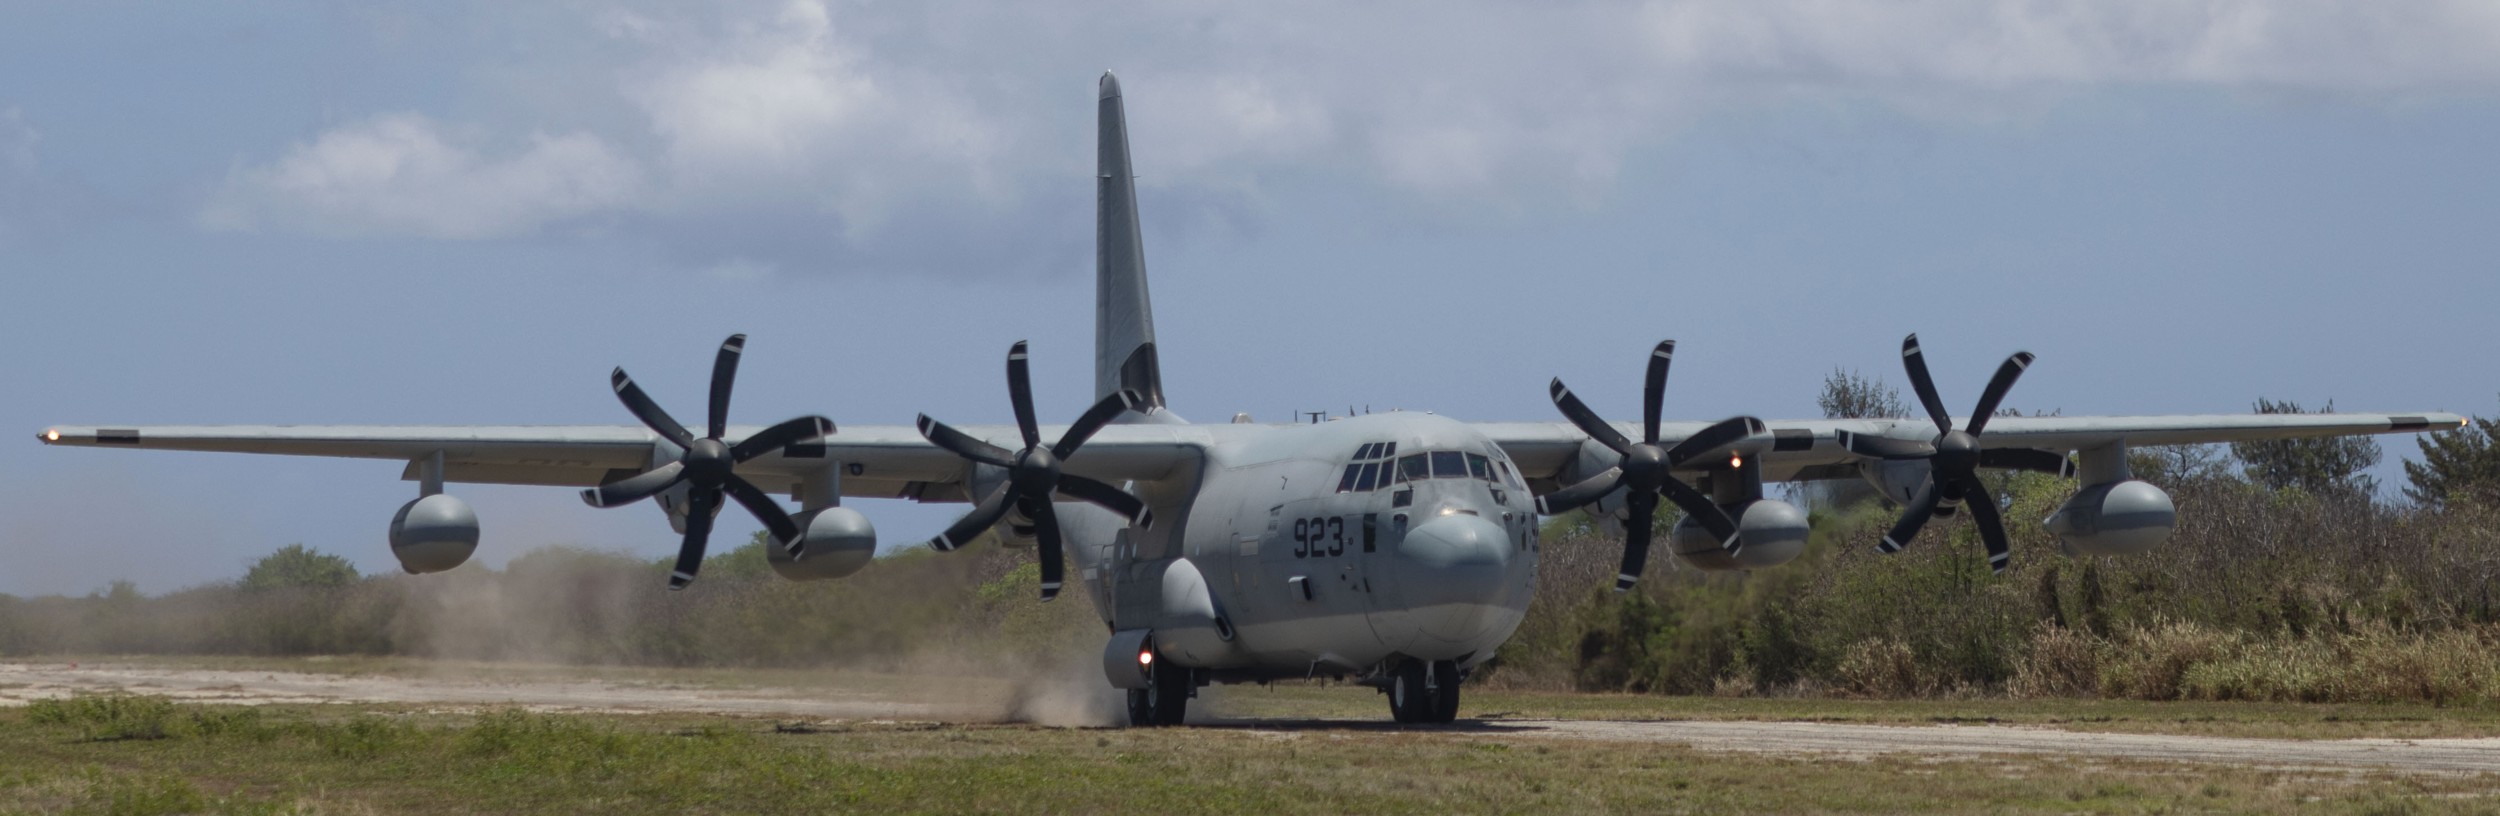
[38,73,2467,726]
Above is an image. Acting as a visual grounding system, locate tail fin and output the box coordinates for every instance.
[1096,72,1168,416]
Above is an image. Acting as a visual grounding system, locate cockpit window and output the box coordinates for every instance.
[1466,453,1491,481]
[1355,462,1380,491]
[1431,451,1466,478]
[1398,453,1430,482]
[1337,464,1361,493]
[1496,460,1520,488]
[1380,441,1396,458]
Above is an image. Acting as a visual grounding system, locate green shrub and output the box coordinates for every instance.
[26,694,178,741]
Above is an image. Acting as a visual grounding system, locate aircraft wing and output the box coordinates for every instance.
[1478,410,2470,484]
[34,423,1208,501]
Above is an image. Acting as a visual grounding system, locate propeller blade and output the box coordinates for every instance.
[1641,340,1674,446]
[720,474,804,556]
[668,488,720,591]
[1006,341,1041,450]
[1962,476,2012,574]
[1657,476,1740,546]
[1878,480,1941,554]
[1549,379,1633,455]
[1023,495,1065,602]
[1963,352,2034,436]
[1977,447,2073,477]
[1053,389,1140,460]
[1663,416,1766,467]
[1837,429,1940,461]
[730,416,837,463]
[1055,474,1150,528]
[1899,334,1954,435]
[917,415,1016,468]
[1533,468,1624,516]
[612,369,696,449]
[708,334,745,440]
[926,484,1018,552]
[1616,491,1656,592]
[581,461,687,508]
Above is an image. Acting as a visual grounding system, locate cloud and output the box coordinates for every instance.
[1635,0,2500,91]
[202,113,643,240]
[188,0,2500,264]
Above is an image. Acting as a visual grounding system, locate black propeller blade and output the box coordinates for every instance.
[918,341,1152,602]
[1856,333,2035,574]
[1536,340,1765,592]
[579,334,836,591]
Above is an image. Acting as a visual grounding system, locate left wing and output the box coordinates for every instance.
[1481,411,2471,484]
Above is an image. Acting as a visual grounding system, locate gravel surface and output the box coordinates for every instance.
[9,661,2497,774]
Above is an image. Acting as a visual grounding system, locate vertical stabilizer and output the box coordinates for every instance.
[1096,72,1168,414]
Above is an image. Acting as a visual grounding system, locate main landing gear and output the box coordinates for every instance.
[1126,655,1193,726]
[1388,659,1462,724]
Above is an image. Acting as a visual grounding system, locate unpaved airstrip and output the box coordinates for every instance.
[5,660,2496,775]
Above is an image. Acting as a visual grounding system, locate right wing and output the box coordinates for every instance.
[37,423,1210,501]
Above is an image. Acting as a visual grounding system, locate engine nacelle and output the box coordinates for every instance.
[1857,459,1932,506]
[767,507,877,581]
[388,494,479,574]
[1671,499,1810,571]
[2044,480,2175,556]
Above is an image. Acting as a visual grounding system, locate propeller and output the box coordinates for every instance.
[579,334,836,591]
[1536,340,1766,591]
[1836,333,2034,574]
[917,341,1153,602]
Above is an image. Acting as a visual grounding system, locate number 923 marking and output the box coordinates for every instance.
[1290,517,1345,558]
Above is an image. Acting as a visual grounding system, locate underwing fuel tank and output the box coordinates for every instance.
[388,494,479,574]
[1670,499,1809,571]
[2045,480,2175,556]
[765,507,877,581]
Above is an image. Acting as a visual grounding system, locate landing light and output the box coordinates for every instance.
[1138,649,1154,667]
[1729,453,1743,468]
[42,429,58,442]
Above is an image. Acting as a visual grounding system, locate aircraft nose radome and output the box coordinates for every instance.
[1388,514,1515,648]
[1398,514,1508,572]
[1099,71,1122,99]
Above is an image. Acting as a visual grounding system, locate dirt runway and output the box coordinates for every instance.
[7,661,2497,775]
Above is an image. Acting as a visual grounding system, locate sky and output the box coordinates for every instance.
[4,1,2497,596]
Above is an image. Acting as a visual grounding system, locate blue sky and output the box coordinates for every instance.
[4,1,2495,595]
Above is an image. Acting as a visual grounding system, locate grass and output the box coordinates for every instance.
[4,696,2500,815]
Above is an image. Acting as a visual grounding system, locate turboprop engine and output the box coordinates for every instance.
[2044,480,2175,556]
[389,494,479,574]
[764,507,877,581]
[1671,499,1809,571]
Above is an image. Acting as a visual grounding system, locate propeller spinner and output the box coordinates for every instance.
[579,334,836,591]
[917,341,1153,602]
[1537,340,1765,591]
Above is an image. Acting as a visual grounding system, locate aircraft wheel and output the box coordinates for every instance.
[1143,661,1190,726]
[1388,661,1431,723]
[1429,661,1461,724]
[1125,688,1155,727]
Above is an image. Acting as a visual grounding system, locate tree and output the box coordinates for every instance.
[2404,399,2500,508]
[2230,398,2380,497]
[239,544,359,591]
[1804,368,1909,510]
[1817,367,1909,421]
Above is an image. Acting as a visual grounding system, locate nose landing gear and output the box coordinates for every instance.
[1388,660,1462,724]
